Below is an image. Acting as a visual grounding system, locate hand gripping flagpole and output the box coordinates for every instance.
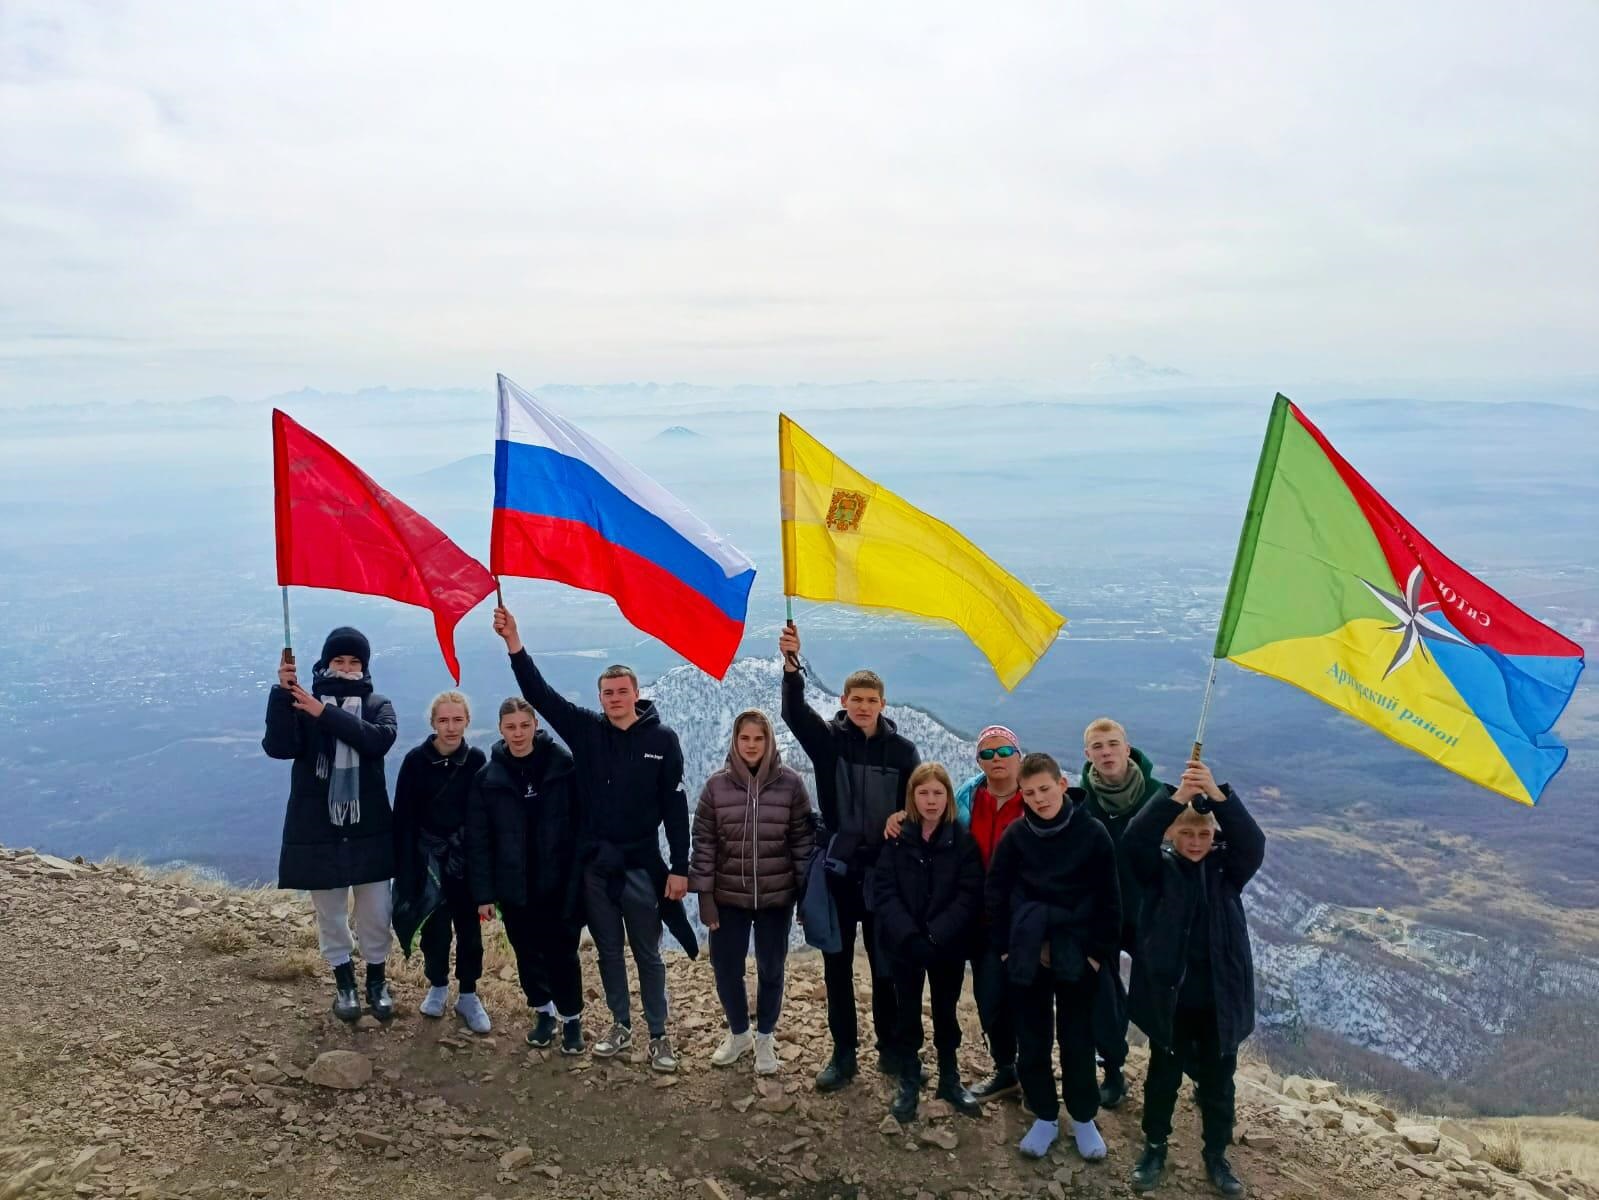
[1190,657,1219,761]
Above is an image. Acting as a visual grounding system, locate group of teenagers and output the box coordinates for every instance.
[264,613,1266,1197]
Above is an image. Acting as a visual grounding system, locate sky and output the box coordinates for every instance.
[2,1,1596,406]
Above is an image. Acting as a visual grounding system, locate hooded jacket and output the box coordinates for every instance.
[780,668,920,875]
[466,732,580,912]
[984,790,1122,979]
[508,649,690,874]
[690,711,816,924]
[262,672,398,891]
[1078,746,1168,950]
[392,736,487,904]
[1125,787,1264,1058]
[870,820,984,969]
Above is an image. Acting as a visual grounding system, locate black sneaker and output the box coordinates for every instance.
[1131,1141,1168,1193]
[526,1011,558,1049]
[332,962,360,1023]
[971,1064,1020,1101]
[1099,1066,1127,1109]
[364,965,395,1023]
[560,1018,586,1056]
[1204,1153,1245,1197]
[814,1048,858,1093]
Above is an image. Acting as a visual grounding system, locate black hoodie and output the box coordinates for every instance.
[508,650,690,874]
[780,668,920,873]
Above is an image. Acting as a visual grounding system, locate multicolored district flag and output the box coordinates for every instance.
[778,414,1064,690]
[1215,395,1584,805]
[272,410,496,683]
[492,375,756,679]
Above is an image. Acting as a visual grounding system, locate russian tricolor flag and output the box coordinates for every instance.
[491,375,756,679]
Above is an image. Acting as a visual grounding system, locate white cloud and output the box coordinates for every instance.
[1,0,1595,404]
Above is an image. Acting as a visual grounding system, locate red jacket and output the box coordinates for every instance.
[964,779,1024,870]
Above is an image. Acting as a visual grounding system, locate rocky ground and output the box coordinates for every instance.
[2,844,1596,1200]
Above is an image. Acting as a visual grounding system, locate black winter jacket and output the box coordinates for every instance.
[392,738,486,904]
[466,734,580,913]
[780,669,920,875]
[985,794,1122,977]
[1125,787,1265,1058]
[263,683,398,891]
[509,650,690,874]
[1077,746,1167,952]
[870,821,984,969]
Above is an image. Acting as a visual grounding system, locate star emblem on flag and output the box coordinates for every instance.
[1360,565,1471,679]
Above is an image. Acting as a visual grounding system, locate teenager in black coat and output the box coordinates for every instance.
[778,621,922,1091]
[466,697,586,1056]
[1124,760,1264,1198]
[263,626,398,1023]
[871,763,985,1123]
[985,753,1121,1164]
[392,690,489,1032]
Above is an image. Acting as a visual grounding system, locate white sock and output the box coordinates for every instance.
[534,1001,556,1015]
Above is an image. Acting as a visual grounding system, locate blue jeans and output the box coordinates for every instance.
[708,904,793,1036]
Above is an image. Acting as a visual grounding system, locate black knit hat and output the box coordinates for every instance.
[318,626,371,671]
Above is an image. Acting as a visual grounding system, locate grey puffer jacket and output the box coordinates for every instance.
[690,711,816,924]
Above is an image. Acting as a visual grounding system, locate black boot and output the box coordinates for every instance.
[970,1061,1019,1100]
[890,1072,920,1124]
[1099,1065,1127,1109]
[364,962,395,1022]
[1131,1141,1168,1193]
[1204,1153,1245,1197]
[880,1046,928,1084]
[934,1054,982,1117]
[814,1046,858,1093]
[331,961,360,1023]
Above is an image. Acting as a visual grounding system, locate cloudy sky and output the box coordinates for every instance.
[3,1,1595,405]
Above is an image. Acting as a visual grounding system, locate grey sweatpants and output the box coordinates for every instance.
[582,865,668,1036]
[310,881,392,968]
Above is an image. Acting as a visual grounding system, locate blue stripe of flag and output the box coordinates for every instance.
[493,439,755,624]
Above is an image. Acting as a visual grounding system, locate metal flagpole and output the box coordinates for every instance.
[1190,657,1219,761]
[280,585,295,672]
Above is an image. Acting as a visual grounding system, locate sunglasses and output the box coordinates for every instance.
[977,745,1019,761]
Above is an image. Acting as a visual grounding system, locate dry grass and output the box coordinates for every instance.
[194,921,253,956]
[1478,1122,1524,1173]
[1468,1117,1599,1185]
[242,950,322,982]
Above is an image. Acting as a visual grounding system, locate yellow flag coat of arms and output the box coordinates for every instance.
[778,414,1064,689]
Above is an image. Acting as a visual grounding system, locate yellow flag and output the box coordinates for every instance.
[778,414,1065,689]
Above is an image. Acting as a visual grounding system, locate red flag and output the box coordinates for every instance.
[273,410,496,683]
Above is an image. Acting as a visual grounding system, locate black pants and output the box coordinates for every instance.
[824,873,898,1056]
[1142,1006,1237,1156]
[419,875,484,990]
[1093,954,1130,1072]
[500,898,585,1019]
[891,955,965,1065]
[709,904,793,1036]
[971,946,1017,1068]
[1013,969,1099,1124]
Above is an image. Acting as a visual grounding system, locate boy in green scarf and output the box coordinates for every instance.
[1078,718,1167,1108]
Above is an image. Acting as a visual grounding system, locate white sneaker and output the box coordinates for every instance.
[419,985,449,1018]
[753,1032,780,1075]
[455,991,492,1034]
[1071,1118,1107,1160]
[711,1030,754,1067]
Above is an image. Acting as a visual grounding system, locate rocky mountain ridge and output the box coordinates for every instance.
[4,843,1596,1200]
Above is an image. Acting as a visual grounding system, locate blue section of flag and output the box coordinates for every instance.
[494,439,754,624]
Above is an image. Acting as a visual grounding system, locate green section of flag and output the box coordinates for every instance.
[1215,395,1397,659]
